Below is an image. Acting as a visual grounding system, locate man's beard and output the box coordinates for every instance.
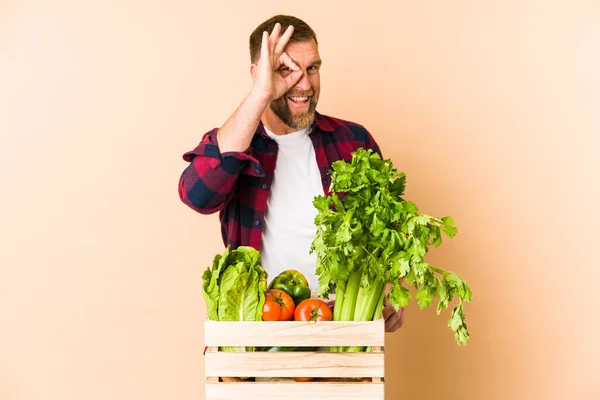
[269,90,318,130]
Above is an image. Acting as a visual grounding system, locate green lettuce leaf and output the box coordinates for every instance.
[201,245,268,352]
[202,247,231,321]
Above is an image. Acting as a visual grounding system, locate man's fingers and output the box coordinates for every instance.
[385,282,392,296]
[384,307,405,332]
[269,23,282,53]
[260,31,269,62]
[280,52,299,71]
[388,312,405,332]
[395,308,405,328]
[384,312,399,332]
[382,302,395,320]
[383,300,406,332]
[274,25,294,56]
[284,70,303,89]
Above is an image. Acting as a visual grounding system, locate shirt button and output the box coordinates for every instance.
[261,184,268,190]
[255,220,260,226]
[255,167,262,174]
[268,151,274,157]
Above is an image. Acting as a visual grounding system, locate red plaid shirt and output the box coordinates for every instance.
[178,112,382,251]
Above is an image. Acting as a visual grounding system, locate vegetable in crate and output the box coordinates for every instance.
[262,289,295,321]
[294,298,332,322]
[268,269,311,306]
[202,245,268,352]
[310,148,472,347]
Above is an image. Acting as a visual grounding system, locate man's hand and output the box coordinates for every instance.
[252,22,303,103]
[383,282,405,332]
[214,23,304,154]
[215,23,302,153]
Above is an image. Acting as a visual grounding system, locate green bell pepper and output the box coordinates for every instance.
[268,270,311,306]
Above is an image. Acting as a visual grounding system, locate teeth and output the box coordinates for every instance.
[289,96,309,102]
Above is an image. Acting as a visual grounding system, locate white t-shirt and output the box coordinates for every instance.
[260,126,325,294]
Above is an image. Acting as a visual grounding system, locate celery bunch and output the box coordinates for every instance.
[310,148,472,348]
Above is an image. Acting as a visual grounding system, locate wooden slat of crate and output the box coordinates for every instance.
[206,382,384,400]
[205,351,384,378]
[205,320,384,347]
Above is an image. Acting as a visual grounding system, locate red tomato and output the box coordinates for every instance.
[262,289,295,321]
[293,298,332,322]
[292,377,314,382]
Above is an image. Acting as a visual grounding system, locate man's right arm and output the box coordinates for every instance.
[178,91,269,214]
[178,23,302,214]
[216,91,270,153]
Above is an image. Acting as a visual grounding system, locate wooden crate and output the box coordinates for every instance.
[204,320,385,400]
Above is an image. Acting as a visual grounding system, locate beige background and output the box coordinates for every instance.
[1,1,599,399]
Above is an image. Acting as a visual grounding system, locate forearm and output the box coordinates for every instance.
[178,154,245,214]
[216,90,270,153]
[179,89,269,213]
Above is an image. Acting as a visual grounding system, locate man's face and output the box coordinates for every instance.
[270,40,321,130]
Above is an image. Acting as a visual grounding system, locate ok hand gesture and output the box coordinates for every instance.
[252,23,303,102]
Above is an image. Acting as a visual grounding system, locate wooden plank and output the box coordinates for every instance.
[205,320,384,347]
[371,346,383,382]
[206,382,384,400]
[205,347,219,383]
[205,351,384,378]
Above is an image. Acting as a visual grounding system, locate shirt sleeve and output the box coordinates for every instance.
[178,128,262,214]
[360,125,383,159]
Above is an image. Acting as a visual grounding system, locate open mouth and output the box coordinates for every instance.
[287,96,310,104]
